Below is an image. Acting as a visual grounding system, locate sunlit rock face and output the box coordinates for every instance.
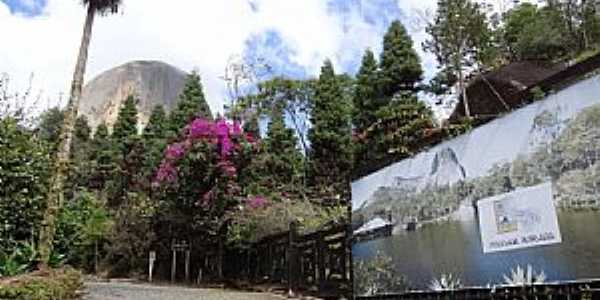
[79,60,188,131]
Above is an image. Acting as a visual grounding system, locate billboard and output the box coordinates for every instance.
[352,75,600,295]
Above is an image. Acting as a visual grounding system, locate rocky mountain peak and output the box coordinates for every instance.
[79,60,191,131]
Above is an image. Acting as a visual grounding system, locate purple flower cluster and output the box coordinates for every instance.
[188,118,214,139]
[217,160,237,178]
[155,161,177,184]
[165,142,186,160]
[154,117,263,211]
[247,196,268,209]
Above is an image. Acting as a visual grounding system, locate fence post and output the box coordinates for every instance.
[184,249,190,282]
[218,238,223,280]
[269,240,274,281]
[346,224,353,298]
[288,222,298,296]
[317,227,326,292]
[171,241,176,283]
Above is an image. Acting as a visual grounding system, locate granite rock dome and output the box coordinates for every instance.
[79,60,197,131]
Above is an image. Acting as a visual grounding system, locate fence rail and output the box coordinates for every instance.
[196,223,352,299]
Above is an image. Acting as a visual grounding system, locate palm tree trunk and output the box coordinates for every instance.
[38,4,96,269]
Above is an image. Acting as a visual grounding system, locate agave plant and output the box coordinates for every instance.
[502,264,546,286]
[0,241,37,277]
[429,273,463,291]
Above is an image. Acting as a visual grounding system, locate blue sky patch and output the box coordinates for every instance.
[243,29,308,80]
[2,0,46,16]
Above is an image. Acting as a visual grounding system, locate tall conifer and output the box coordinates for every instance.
[168,72,212,135]
[379,20,423,96]
[308,60,352,200]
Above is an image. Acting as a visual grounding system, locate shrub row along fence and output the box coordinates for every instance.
[356,280,600,300]
[196,223,352,299]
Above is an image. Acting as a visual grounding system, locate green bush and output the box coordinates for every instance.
[0,268,82,300]
[0,118,51,252]
[0,242,37,277]
[227,199,346,245]
[55,190,113,272]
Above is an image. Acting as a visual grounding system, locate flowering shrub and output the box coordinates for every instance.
[153,118,263,237]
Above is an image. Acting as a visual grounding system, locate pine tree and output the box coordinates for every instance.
[308,60,353,200]
[353,49,380,132]
[88,123,116,193]
[143,105,167,140]
[168,72,212,136]
[379,20,423,96]
[372,93,434,156]
[66,116,93,195]
[112,95,139,142]
[264,103,303,190]
[141,105,168,188]
[109,95,141,207]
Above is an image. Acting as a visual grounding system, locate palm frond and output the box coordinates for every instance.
[82,0,122,14]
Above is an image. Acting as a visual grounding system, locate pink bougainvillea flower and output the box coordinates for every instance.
[248,196,268,209]
[188,118,214,139]
[220,137,233,157]
[155,161,177,183]
[165,142,186,160]
[202,190,215,203]
[215,119,230,138]
[217,160,237,177]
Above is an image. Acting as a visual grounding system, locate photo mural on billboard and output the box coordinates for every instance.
[352,74,600,295]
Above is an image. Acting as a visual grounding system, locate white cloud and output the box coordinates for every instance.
[0,0,445,116]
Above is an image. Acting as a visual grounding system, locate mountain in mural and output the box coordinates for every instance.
[428,147,466,187]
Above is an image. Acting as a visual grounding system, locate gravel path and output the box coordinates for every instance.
[83,282,284,300]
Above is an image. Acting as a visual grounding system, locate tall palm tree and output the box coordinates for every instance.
[38,0,122,269]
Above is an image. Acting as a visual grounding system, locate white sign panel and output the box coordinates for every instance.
[477,182,562,253]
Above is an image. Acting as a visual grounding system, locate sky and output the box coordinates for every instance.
[0,0,442,116]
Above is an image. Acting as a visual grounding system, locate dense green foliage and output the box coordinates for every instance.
[0,118,51,252]
[353,21,434,177]
[353,49,380,132]
[262,103,304,191]
[168,71,212,136]
[37,108,64,152]
[379,20,423,95]
[112,95,138,142]
[502,3,572,61]
[54,190,112,273]
[308,60,353,199]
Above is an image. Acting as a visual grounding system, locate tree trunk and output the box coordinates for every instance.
[458,66,470,118]
[38,4,96,269]
[478,68,510,111]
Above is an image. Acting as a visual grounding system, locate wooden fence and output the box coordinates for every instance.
[356,280,600,300]
[196,223,352,299]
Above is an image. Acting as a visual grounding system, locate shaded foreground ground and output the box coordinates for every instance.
[83,281,285,300]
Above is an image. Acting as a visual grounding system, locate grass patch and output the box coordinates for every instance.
[0,268,83,300]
